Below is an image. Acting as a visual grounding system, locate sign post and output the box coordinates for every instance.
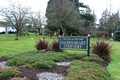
[58,36,90,56]
[87,36,90,56]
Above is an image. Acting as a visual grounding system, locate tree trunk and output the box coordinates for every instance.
[15,32,18,40]
[38,28,41,35]
[61,25,65,37]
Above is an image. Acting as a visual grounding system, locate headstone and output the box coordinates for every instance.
[5,31,9,37]
[50,32,52,37]
[110,39,114,41]
[26,32,29,36]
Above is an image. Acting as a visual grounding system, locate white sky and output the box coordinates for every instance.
[80,0,120,23]
[0,0,120,23]
[0,0,49,20]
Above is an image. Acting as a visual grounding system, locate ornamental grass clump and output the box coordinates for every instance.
[91,40,116,61]
[50,40,59,52]
[35,38,61,52]
[35,38,49,51]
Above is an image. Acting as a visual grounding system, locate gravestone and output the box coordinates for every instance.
[5,31,9,37]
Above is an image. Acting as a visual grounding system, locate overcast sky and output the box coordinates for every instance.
[0,0,120,23]
[80,0,120,23]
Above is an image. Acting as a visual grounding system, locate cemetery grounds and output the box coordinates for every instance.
[0,33,120,80]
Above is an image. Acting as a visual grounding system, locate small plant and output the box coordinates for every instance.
[30,60,57,69]
[53,57,64,62]
[73,54,86,59]
[50,40,59,52]
[6,59,17,66]
[35,38,49,51]
[0,68,8,73]
[82,56,104,62]
[0,67,20,79]
[91,40,116,61]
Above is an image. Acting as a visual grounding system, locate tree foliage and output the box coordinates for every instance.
[46,0,95,36]
[99,9,119,37]
[46,0,80,36]
[114,27,120,41]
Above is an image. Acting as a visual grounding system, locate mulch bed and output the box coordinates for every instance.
[0,58,110,80]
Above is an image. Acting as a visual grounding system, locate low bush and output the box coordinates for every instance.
[52,57,64,62]
[16,61,26,66]
[5,51,87,69]
[64,61,110,80]
[91,40,116,61]
[6,59,17,66]
[0,67,20,79]
[0,68,8,73]
[82,56,104,62]
[73,54,87,59]
[28,29,38,33]
[30,60,57,69]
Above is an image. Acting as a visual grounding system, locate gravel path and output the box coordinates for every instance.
[37,72,65,80]
[37,62,71,80]
[56,62,71,66]
[0,61,13,69]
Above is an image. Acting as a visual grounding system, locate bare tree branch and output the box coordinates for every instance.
[0,0,30,40]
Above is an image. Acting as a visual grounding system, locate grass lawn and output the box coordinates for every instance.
[107,41,120,80]
[0,33,120,80]
[0,33,54,56]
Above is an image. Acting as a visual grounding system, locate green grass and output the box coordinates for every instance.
[90,39,120,80]
[82,56,104,62]
[107,41,120,80]
[0,33,54,56]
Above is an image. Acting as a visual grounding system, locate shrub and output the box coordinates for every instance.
[73,54,86,59]
[30,60,57,69]
[6,59,17,66]
[0,67,20,79]
[114,31,120,41]
[114,26,120,41]
[28,29,38,33]
[53,57,64,62]
[50,40,59,52]
[16,61,26,66]
[91,40,116,61]
[35,39,49,51]
[82,56,104,62]
[64,61,110,80]
[0,68,8,73]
